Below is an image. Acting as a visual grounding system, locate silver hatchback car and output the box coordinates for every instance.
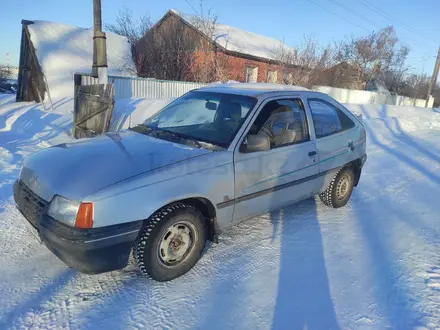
[14,84,367,281]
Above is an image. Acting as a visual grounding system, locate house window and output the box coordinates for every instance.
[267,70,277,83]
[283,72,293,85]
[245,65,258,83]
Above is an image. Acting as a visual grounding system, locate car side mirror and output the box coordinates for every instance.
[241,134,270,153]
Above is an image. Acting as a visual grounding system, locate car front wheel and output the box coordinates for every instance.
[319,166,355,208]
[133,203,206,281]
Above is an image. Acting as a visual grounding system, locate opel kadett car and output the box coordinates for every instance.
[14,83,367,281]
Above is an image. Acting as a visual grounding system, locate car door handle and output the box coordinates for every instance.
[308,151,317,157]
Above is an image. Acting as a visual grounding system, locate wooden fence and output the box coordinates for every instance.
[73,83,114,138]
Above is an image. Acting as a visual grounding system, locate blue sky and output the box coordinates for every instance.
[1,0,439,74]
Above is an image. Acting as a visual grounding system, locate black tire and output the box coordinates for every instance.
[319,166,355,208]
[133,203,206,281]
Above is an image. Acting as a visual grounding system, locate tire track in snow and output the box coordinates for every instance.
[426,265,440,293]
[421,259,440,328]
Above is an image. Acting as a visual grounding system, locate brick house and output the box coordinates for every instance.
[136,10,298,83]
[320,62,365,89]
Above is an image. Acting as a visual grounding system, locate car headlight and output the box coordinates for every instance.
[48,195,80,226]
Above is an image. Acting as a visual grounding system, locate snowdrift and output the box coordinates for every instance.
[110,97,173,131]
[27,20,135,98]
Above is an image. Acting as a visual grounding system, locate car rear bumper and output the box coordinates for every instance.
[360,154,367,167]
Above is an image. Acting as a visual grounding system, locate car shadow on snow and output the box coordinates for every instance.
[193,196,339,330]
[270,198,340,330]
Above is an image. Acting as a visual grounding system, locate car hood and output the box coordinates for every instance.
[21,130,211,201]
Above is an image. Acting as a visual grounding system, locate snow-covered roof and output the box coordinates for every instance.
[170,10,294,62]
[26,20,135,98]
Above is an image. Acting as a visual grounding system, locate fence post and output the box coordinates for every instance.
[72,74,82,136]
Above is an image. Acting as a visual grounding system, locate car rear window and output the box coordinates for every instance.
[308,99,355,138]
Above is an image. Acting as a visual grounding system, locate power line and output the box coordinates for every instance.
[305,0,370,32]
[320,0,435,56]
[183,0,201,17]
[324,0,378,28]
[354,0,439,45]
[307,0,431,55]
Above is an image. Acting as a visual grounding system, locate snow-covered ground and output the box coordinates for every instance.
[1,94,440,329]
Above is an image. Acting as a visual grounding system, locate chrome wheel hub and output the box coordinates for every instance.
[158,221,196,266]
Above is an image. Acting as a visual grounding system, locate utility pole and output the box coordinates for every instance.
[425,47,440,108]
[92,0,108,84]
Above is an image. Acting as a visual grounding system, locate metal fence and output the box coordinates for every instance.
[79,73,208,100]
[313,85,435,108]
[78,74,435,108]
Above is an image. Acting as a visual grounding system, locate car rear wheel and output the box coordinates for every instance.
[133,203,206,281]
[319,166,355,208]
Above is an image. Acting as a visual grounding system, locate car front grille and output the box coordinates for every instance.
[13,180,49,227]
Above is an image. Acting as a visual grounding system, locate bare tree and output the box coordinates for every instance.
[186,11,232,82]
[276,35,335,87]
[135,14,197,81]
[105,8,152,74]
[132,7,231,82]
[336,26,409,90]
[400,73,430,99]
[0,65,12,85]
[107,3,232,82]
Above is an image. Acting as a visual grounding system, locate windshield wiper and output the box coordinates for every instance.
[155,129,203,148]
[167,131,225,150]
[130,124,153,134]
[132,125,223,150]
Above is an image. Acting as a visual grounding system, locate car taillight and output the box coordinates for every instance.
[75,203,93,229]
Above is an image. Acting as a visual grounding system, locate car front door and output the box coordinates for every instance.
[232,97,319,223]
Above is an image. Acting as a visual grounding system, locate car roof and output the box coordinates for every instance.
[195,83,321,98]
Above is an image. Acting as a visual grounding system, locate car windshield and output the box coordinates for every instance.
[142,91,257,148]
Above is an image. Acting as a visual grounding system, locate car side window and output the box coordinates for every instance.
[249,99,310,149]
[308,99,355,138]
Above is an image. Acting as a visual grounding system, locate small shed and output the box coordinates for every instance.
[16,19,135,102]
[16,20,46,102]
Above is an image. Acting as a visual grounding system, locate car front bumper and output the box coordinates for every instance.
[38,216,143,274]
[13,180,143,274]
